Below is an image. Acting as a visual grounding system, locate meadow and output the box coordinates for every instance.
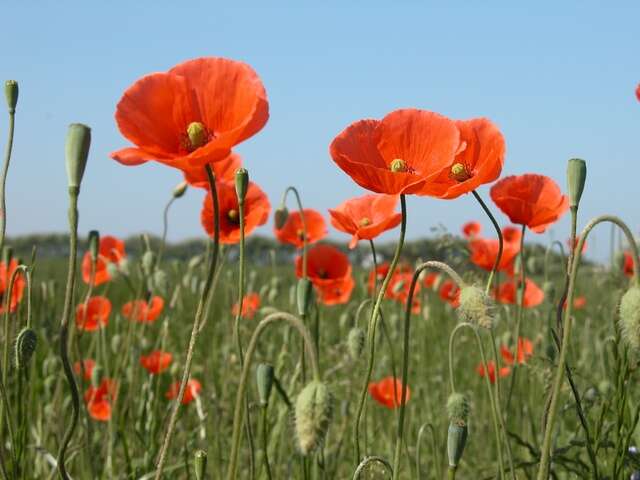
[1,58,639,480]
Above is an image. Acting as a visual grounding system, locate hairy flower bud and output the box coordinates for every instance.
[274,207,289,230]
[88,230,100,261]
[296,278,313,316]
[15,327,37,370]
[294,381,333,455]
[447,393,470,427]
[619,286,640,352]
[65,123,91,190]
[142,250,156,276]
[256,363,275,407]
[458,285,494,329]
[346,327,366,361]
[173,181,188,199]
[194,450,207,480]
[447,393,470,467]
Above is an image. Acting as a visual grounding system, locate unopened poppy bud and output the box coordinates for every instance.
[458,285,494,329]
[543,281,556,302]
[274,207,289,229]
[153,270,169,294]
[172,181,188,198]
[1,246,12,266]
[447,393,470,426]
[235,168,249,203]
[4,80,18,113]
[118,258,131,276]
[65,123,91,190]
[88,230,100,261]
[187,122,208,150]
[447,423,468,468]
[294,381,333,455]
[567,158,587,208]
[346,327,366,361]
[256,363,275,407]
[91,365,104,388]
[297,278,314,316]
[15,327,37,370]
[619,286,640,352]
[194,450,207,480]
[142,250,156,276]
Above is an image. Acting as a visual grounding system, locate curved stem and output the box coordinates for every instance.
[543,241,566,285]
[225,311,320,480]
[472,191,503,295]
[352,456,393,479]
[416,422,438,480]
[0,110,15,257]
[155,196,176,267]
[154,165,220,480]
[354,195,407,463]
[282,187,308,278]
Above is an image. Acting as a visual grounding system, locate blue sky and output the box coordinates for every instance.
[2,2,639,259]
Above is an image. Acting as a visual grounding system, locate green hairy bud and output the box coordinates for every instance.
[346,327,366,361]
[274,207,289,229]
[15,327,37,370]
[194,450,207,480]
[458,285,494,329]
[4,80,18,113]
[65,123,91,190]
[619,286,640,352]
[294,381,333,455]
[235,168,249,203]
[567,158,587,208]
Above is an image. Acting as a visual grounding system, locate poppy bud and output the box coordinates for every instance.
[142,250,156,276]
[153,270,169,294]
[542,281,556,302]
[346,327,366,361]
[235,168,249,203]
[14,327,37,370]
[447,423,468,469]
[274,207,289,229]
[4,80,18,113]
[65,123,91,191]
[619,286,640,352]
[88,230,100,261]
[194,450,207,480]
[567,158,587,208]
[447,392,470,426]
[118,258,131,276]
[256,363,275,407]
[91,365,104,388]
[294,381,333,455]
[172,181,188,199]
[1,246,12,266]
[267,288,278,304]
[458,285,494,329]
[296,278,314,316]
[110,334,122,354]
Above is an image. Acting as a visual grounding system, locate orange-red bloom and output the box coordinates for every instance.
[183,152,241,189]
[563,296,587,310]
[84,379,118,421]
[623,251,634,277]
[469,226,522,272]
[462,221,482,238]
[636,83,640,102]
[274,209,327,248]
[389,271,421,312]
[296,244,351,285]
[367,262,412,297]
[166,379,202,405]
[500,337,534,365]
[423,272,440,289]
[330,109,462,195]
[140,350,172,375]
[329,194,402,248]
[74,359,96,380]
[439,280,460,307]
[490,174,569,233]
[111,57,268,172]
[0,259,25,313]
[122,296,164,323]
[201,180,270,244]
[232,292,261,319]
[75,296,112,332]
[315,275,355,306]
[476,361,510,384]
[368,376,410,409]
[495,278,544,308]
[81,235,126,286]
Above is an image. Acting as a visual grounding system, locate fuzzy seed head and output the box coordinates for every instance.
[619,286,640,352]
[294,381,333,455]
[15,328,37,370]
[346,327,366,361]
[446,393,470,427]
[458,285,495,329]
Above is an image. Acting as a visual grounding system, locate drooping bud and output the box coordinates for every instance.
[4,80,18,113]
[294,381,333,455]
[88,230,100,261]
[619,286,640,352]
[186,122,208,150]
[389,158,407,172]
[274,207,289,229]
[297,278,314,316]
[65,123,91,190]
[346,327,366,361]
[194,450,207,480]
[172,181,188,198]
[235,168,249,203]
[447,393,470,468]
[15,327,37,370]
[256,363,275,407]
[567,158,587,208]
[458,285,494,329]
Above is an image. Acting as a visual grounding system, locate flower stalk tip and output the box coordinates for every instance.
[65,123,91,190]
[4,80,18,113]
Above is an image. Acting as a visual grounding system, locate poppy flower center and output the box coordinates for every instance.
[296,229,306,241]
[227,209,239,223]
[186,122,210,151]
[359,217,372,227]
[450,163,472,182]
[389,158,408,173]
[317,269,328,279]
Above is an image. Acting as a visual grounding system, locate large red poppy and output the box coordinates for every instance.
[368,377,410,409]
[84,379,118,421]
[200,180,270,244]
[122,296,164,323]
[275,209,327,249]
[476,361,510,384]
[232,292,261,319]
[500,337,534,365]
[0,259,25,313]
[636,83,640,102]
[329,194,402,248]
[295,244,352,287]
[495,278,544,308]
[490,174,569,233]
[140,350,173,375]
[111,57,268,171]
[330,109,462,195]
[166,379,202,405]
[183,152,241,189]
[75,296,112,332]
[81,235,126,286]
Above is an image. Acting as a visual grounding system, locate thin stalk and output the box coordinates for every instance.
[472,190,503,295]
[281,187,308,278]
[416,422,438,480]
[155,196,176,267]
[0,107,15,257]
[506,224,526,411]
[261,406,273,480]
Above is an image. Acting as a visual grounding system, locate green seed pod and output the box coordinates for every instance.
[296,278,314,316]
[274,206,289,229]
[142,250,156,276]
[4,80,18,113]
[194,449,207,480]
[15,327,37,370]
[346,327,366,361]
[1,246,12,266]
[256,363,275,407]
[88,230,100,261]
[294,381,333,455]
[172,181,188,199]
[188,255,203,270]
[458,285,494,329]
[153,270,169,294]
[619,286,640,352]
[542,281,556,302]
[65,123,91,190]
[91,365,104,388]
[235,167,249,203]
[111,334,122,354]
[567,158,587,208]
[447,393,470,427]
[447,423,468,468]
[267,288,278,304]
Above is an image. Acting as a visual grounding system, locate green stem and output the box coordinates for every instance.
[261,406,272,480]
[0,110,15,259]
[472,191,503,295]
[155,196,176,267]
[506,224,526,412]
[281,187,308,278]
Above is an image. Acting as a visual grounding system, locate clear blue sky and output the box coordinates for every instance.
[2,2,639,259]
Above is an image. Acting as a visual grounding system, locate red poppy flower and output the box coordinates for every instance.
[439,280,460,307]
[201,180,270,244]
[636,83,640,102]
[274,209,327,248]
[183,151,241,189]
[295,244,352,286]
[563,296,587,310]
[490,174,569,233]
[495,278,544,308]
[367,262,413,297]
[476,361,510,384]
[624,251,635,277]
[329,194,402,248]
[74,359,96,381]
[330,109,462,195]
[140,350,173,375]
[166,379,202,405]
[389,271,421,307]
[75,296,112,332]
[122,296,164,323]
[368,376,410,409]
[111,57,268,171]
[0,259,25,314]
[500,337,534,365]
[315,275,355,306]
[232,292,261,319]
[81,235,126,286]
[469,226,522,272]
[462,221,482,238]
[423,272,440,289]
[502,226,522,244]
[424,117,506,199]
[84,379,118,421]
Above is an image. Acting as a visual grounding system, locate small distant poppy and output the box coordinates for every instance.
[469,233,521,272]
[500,337,534,365]
[166,379,202,405]
[0,259,25,313]
[183,152,241,189]
[563,296,587,310]
[423,272,440,289]
[367,262,412,297]
[368,376,410,409]
[389,271,421,311]
[200,180,270,244]
[84,379,118,421]
[75,296,112,332]
[502,226,522,245]
[81,235,126,286]
[476,361,510,384]
[623,251,634,277]
[74,359,96,381]
[462,221,482,238]
[232,292,261,319]
[274,209,327,248]
[439,280,460,307]
[295,244,352,286]
[495,278,545,308]
[140,350,173,375]
[490,174,569,233]
[122,296,164,323]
